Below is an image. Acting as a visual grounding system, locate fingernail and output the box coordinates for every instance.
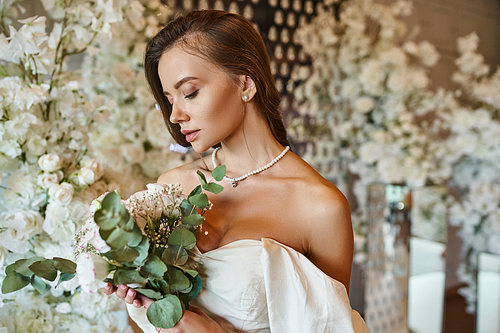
[133,300,140,307]
[120,284,127,290]
[127,289,135,297]
[104,283,111,290]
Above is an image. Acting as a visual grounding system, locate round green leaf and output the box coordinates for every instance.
[202,182,224,194]
[181,214,205,226]
[29,259,58,282]
[188,193,208,209]
[113,268,148,286]
[146,295,183,329]
[161,245,188,266]
[104,246,140,263]
[140,254,168,280]
[53,258,77,274]
[106,227,134,248]
[101,191,121,210]
[211,165,226,181]
[94,209,121,230]
[168,229,196,249]
[1,272,30,294]
[167,267,191,293]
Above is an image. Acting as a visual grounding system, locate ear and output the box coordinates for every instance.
[240,75,257,102]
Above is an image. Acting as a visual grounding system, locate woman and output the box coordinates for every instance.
[104,10,368,333]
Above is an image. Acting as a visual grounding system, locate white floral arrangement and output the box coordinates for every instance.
[292,0,500,310]
[0,0,155,331]
[81,0,192,186]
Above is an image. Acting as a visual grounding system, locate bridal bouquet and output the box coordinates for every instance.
[1,166,225,329]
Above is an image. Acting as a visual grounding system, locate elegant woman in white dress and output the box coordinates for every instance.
[104,10,368,333]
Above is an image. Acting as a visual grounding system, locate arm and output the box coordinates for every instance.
[305,188,354,294]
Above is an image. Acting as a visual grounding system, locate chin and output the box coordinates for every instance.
[190,142,212,154]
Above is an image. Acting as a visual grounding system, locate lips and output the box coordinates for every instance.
[181,129,200,143]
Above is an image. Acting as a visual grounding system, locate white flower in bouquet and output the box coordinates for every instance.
[75,218,111,254]
[76,253,112,293]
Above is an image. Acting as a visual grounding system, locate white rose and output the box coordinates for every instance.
[0,210,43,253]
[78,167,97,186]
[76,253,110,293]
[43,202,69,234]
[83,159,104,180]
[38,153,63,172]
[37,171,63,189]
[48,182,74,205]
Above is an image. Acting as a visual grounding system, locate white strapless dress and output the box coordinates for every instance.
[127,238,368,333]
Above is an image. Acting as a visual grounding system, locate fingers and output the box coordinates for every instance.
[115,284,129,299]
[102,282,116,295]
[113,284,142,308]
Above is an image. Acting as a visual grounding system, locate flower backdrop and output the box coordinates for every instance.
[0,0,185,331]
[292,0,500,311]
[0,0,498,328]
[82,0,192,186]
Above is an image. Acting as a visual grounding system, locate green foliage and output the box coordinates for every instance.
[168,229,196,250]
[202,182,224,194]
[181,214,205,226]
[161,245,188,266]
[141,254,168,280]
[0,168,227,328]
[146,295,183,329]
[188,193,209,209]
[113,267,149,285]
[1,256,77,295]
[212,165,226,181]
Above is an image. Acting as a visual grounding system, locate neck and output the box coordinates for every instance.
[214,106,285,178]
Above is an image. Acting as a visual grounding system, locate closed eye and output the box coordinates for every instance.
[185,90,199,99]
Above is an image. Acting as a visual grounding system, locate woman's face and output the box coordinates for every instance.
[158,46,245,153]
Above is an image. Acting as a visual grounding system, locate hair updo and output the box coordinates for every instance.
[144,9,290,148]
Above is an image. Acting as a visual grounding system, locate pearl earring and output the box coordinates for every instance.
[243,95,249,102]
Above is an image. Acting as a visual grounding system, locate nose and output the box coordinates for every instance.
[169,102,189,124]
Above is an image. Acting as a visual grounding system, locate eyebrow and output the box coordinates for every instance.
[163,76,197,95]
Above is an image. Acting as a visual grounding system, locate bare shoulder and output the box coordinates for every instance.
[156,157,208,193]
[286,156,354,291]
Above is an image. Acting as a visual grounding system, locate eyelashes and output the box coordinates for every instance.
[184,90,199,99]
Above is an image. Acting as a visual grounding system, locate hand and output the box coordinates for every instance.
[102,282,144,308]
[141,298,227,333]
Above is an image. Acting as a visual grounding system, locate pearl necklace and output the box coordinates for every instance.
[212,146,290,188]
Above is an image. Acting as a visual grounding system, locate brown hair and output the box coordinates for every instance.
[144,10,290,148]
